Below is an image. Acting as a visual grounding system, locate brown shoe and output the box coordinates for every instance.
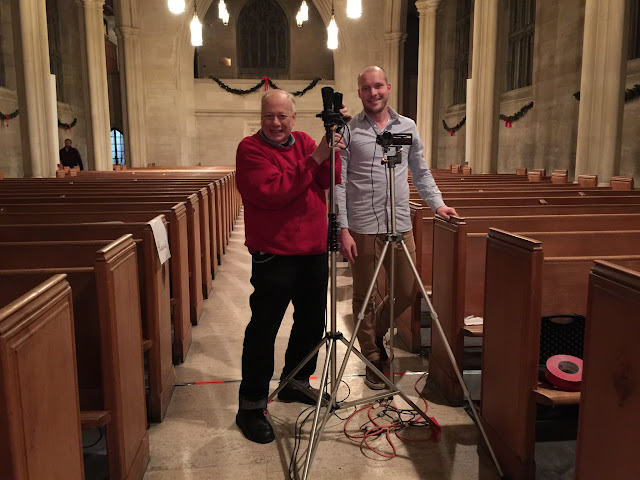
[364,361,389,390]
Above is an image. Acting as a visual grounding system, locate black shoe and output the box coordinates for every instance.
[236,408,275,444]
[277,382,330,407]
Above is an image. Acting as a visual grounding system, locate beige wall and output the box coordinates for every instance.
[144,0,388,167]
[435,0,639,184]
[197,0,334,81]
[3,0,633,179]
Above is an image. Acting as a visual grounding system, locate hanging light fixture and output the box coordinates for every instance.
[218,0,230,25]
[346,0,361,19]
[296,1,308,28]
[190,5,203,47]
[300,1,309,22]
[168,0,185,14]
[327,2,338,50]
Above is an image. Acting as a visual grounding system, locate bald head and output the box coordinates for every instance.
[357,66,391,116]
[357,66,388,88]
[260,89,297,145]
[261,89,296,114]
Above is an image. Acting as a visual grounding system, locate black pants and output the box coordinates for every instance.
[238,252,328,410]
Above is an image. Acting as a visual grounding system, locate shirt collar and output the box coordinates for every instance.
[355,106,399,126]
[259,129,295,147]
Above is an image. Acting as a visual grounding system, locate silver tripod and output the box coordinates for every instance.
[269,134,504,480]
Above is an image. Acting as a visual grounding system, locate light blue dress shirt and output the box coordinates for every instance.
[336,107,445,234]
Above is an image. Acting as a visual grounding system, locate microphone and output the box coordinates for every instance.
[321,87,335,115]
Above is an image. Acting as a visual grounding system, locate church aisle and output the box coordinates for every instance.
[143,210,499,480]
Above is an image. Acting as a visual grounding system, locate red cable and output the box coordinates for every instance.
[342,372,442,459]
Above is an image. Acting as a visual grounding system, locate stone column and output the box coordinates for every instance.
[575,0,630,184]
[385,32,408,111]
[384,0,408,111]
[468,0,501,174]
[115,25,148,168]
[11,0,58,177]
[77,0,112,171]
[415,0,442,168]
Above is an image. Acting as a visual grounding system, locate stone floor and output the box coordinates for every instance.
[81,210,576,479]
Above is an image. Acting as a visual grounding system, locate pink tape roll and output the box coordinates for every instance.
[545,355,583,391]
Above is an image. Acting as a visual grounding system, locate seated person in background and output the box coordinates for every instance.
[59,139,84,170]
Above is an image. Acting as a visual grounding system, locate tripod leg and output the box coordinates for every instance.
[302,338,334,479]
[398,240,504,478]
[268,337,330,403]
[335,242,390,388]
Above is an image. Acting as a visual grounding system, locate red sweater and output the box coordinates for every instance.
[236,131,341,255]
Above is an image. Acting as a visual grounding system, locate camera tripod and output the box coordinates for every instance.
[268,103,503,478]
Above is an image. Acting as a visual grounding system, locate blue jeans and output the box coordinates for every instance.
[238,252,328,410]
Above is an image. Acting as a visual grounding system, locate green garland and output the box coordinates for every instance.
[58,118,78,130]
[0,109,19,120]
[209,76,322,97]
[574,84,640,102]
[442,116,466,135]
[499,102,534,126]
[442,101,534,134]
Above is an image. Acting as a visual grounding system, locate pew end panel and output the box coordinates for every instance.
[430,216,467,405]
[575,261,640,480]
[0,275,85,480]
[95,236,150,479]
[481,229,543,480]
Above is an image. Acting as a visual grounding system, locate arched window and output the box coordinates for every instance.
[506,0,536,91]
[46,0,64,101]
[453,0,473,104]
[237,0,288,79]
[110,128,125,165]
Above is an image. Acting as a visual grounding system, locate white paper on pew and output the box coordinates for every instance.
[464,315,483,326]
[150,217,171,264]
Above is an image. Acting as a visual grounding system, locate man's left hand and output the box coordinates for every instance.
[436,205,458,220]
[339,105,352,123]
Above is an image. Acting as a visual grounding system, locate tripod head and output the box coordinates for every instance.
[376,130,412,168]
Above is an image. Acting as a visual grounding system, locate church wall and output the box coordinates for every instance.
[192,0,388,167]
[0,0,89,177]
[434,0,639,184]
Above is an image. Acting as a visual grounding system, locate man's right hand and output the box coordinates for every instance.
[339,228,357,264]
[311,133,346,165]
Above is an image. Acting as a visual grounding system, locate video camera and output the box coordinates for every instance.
[375,131,412,149]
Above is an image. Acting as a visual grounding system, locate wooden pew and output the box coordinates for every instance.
[610,176,635,190]
[0,274,85,479]
[0,196,208,301]
[410,200,640,295]
[0,219,177,420]
[430,217,640,403]
[480,229,640,480]
[575,261,640,479]
[0,236,149,479]
[0,179,220,278]
[0,204,200,326]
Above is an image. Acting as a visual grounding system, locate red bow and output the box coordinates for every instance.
[262,76,269,91]
[505,119,512,128]
[449,129,454,136]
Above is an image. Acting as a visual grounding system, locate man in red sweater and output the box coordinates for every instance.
[235,89,346,444]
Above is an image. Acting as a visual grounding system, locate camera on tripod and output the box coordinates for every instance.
[376,130,413,148]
